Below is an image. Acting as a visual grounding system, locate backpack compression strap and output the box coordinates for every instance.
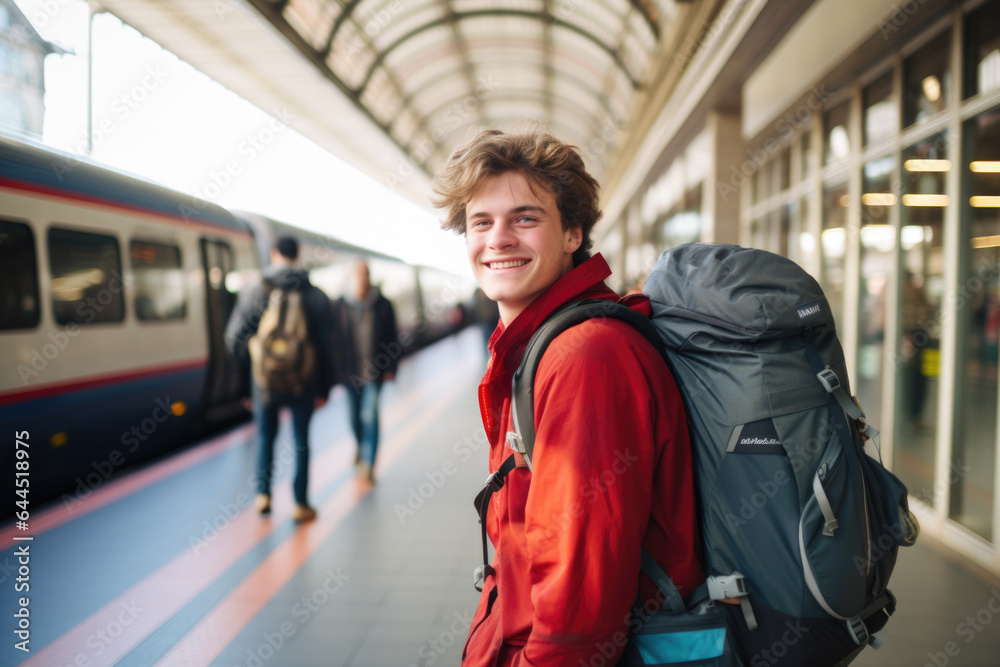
[803,328,895,646]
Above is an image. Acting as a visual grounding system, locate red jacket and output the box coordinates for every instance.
[462,254,704,667]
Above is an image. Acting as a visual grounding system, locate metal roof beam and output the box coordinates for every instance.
[396,61,620,139]
[354,8,641,99]
[628,0,661,40]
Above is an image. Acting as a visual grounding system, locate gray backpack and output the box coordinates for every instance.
[506,243,919,666]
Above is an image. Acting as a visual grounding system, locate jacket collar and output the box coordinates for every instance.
[488,253,619,373]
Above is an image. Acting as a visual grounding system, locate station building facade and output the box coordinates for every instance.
[597,0,1000,578]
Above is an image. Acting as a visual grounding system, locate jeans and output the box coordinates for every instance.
[347,381,383,466]
[254,388,314,506]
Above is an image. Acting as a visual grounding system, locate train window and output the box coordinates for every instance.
[131,240,187,321]
[0,220,40,330]
[48,227,125,325]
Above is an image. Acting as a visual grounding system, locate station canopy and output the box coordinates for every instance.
[95,0,700,209]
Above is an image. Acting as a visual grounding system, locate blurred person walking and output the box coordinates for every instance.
[334,261,399,484]
[224,236,337,522]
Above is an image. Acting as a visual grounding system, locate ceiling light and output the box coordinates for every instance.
[970,161,1000,173]
[922,75,941,103]
[861,193,897,206]
[904,159,950,172]
[901,194,948,207]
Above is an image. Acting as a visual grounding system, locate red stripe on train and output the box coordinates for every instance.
[0,175,252,236]
[0,357,210,406]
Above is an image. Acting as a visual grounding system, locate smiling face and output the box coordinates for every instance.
[465,171,582,324]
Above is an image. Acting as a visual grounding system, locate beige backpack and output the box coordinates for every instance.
[248,287,315,395]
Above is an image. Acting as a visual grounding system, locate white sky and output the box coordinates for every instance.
[11,0,472,278]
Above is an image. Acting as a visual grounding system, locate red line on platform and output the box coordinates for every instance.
[20,337,481,667]
[18,432,354,667]
[153,375,475,666]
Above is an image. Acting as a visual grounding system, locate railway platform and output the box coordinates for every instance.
[2,327,999,666]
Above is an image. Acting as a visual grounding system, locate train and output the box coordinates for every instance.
[0,132,476,515]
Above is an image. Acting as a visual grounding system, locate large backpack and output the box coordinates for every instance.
[248,283,315,396]
[501,243,919,666]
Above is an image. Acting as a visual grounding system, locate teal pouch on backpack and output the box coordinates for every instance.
[619,550,740,667]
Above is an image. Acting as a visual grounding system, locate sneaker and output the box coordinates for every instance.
[293,504,317,523]
[254,493,271,514]
[356,462,376,485]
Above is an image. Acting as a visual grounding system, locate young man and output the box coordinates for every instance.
[431,130,703,666]
[224,236,336,522]
[332,260,399,484]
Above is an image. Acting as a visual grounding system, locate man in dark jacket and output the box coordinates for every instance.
[334,260,399,484]
[224,236,336,522]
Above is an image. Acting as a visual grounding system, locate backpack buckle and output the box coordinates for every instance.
[847,615,869,645]
[706,573,748,600]
[505,430,526,455]
[473,564,494,592]
[483,469,506,494]
[707,573,758,630]
[816,368,841,393]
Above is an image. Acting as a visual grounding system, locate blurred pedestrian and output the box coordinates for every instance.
[901,272,932,425]
[224,235,337,523]
[334,261,399,484]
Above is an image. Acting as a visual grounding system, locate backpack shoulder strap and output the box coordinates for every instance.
[469,298,663,592]
[508,299,664,471]
[283,289,304,334]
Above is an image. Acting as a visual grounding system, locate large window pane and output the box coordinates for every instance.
[48,228,124,325]
[894,133,947,508]
[858,156,897,430]
[753,164,768,205]
[800,131,813,182]
[824,103,850,166]
[661,184,702,248]
[777,203,791,258]
[795,195,817,271]
[775,147,791,193]
[963,1,1000,99]
[750,217,766,250]
[955,110,1000,540]
[131,241,187,321]
[822,183,849,328]
[0,220,40,330]
[864,71,898,146]
[904,31,951,127]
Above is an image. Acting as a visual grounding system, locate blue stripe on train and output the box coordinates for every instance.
[2,366,208,512]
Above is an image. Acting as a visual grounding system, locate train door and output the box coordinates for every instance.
[200,238,242,420]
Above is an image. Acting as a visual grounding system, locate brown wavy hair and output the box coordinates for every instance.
[430,129,601,266]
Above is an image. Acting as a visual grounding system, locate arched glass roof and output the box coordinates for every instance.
[246,0,682,179]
